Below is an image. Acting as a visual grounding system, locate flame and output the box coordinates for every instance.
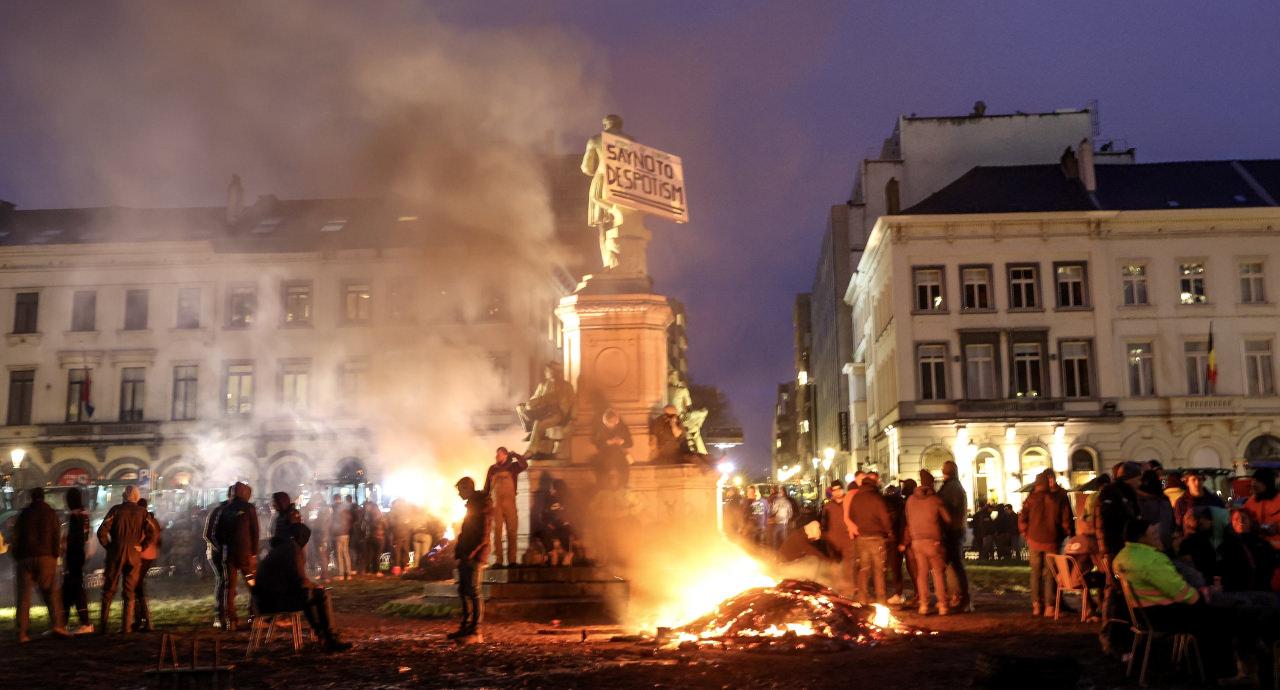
[872,603,892,629]
[641,545,774,629]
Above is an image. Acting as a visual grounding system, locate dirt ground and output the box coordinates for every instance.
[0,574,1144,689]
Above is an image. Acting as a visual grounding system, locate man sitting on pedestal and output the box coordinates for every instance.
[254,504,350,652]
[516,362,574,459]
[650,405,689,465]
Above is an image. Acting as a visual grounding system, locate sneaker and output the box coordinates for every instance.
[445,629,470,640]
[73,624,95,635]
[1031,603,1042,617]
[44,627,73,639]
[887,594,904,605]
[938,607,950,616]
[1043,607,1056,618]
[917,605,929,615]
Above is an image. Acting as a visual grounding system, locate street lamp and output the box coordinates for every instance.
[9,448,24,492]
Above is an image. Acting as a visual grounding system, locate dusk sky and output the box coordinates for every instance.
[3,2,1279,473]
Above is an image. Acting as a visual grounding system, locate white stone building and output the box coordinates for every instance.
[847,150,1280,508]
[0,164,595,512]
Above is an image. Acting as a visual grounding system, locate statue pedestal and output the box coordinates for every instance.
[555,290,672,464]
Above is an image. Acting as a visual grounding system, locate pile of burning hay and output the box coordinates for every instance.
[666,579,929,651]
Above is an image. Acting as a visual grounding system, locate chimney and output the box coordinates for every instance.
[1059,147,1079,180]
[1076,138,1097,192]
[225,174,243,225]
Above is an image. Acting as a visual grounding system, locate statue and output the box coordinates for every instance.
[668,370,709,456]
[516,362,575,459]
[581,114,633,270]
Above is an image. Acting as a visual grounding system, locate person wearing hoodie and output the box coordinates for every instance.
[937,460,971,611]
[903,470,951,615]
[1173,471,1225,532]
[1163,471,1187,510]
[847,474,892,604]
[1136,470,1176,554]
[1018,469,1074,617]
[13,488,72,642]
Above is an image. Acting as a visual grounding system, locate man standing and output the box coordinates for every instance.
[215,482,259,631]
[451,476,493,641]
[848,474,892,604]
[1019,469,1074,617]
[62,487,93,633]
[483,447,528,568]
[12,488,71,642]
[203,485,234,628]
[904,471,952,615]
[820,481,854,595]
[132,498,164,632]
[937,460,971,611]
[97,485,156,634]
[1098,461,1142,655]
[329,494,352,580]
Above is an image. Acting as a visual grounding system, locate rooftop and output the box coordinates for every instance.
[903,159,1280,215]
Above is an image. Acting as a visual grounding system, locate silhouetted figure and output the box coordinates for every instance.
[132,498,164,632]
[254,504,350,652]
[62,487,92,633]
[13,488,70,642]
[450,476,492,641]
[203,485,234,628]
[215,482,259,631]
[97,485,156,634]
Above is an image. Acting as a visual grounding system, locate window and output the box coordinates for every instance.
[12,292,38,334]
[1012,342,1044,397]
[1055,263,1088,308]
[916,343,948,400]
[224,364,253,415]
[1240,262,1266,304]
[227,286,257,328]
[282,282,312,326]
[913,267,945,312]
[487,352,512,395]
[885,178,900,214]
[1121,264,1149,306]
[343,283,371,323]
[1179,263,1207,304]
[964,343,998,399]
[71,290,96,331]
[124,289,149,330]
[1007,264,1039,309]
[478,284,507,322]
[1061,340,1092,398]
[6,370,34,425]
[172,365,198,421]
[1127,343,1155,397]
[338,361,366,412]
[961,267,992,310]
[177,287,200,329]
[280,361,310,412]
[66,368,92,421]
[119,367,145,421]
[1245,340,1275,396]
[1184,341,1210,396]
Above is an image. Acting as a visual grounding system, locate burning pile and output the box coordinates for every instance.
[669,579,928,651]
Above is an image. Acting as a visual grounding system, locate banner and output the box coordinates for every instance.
[601,132,689,223]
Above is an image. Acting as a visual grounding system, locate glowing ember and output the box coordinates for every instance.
[670,579,925,649]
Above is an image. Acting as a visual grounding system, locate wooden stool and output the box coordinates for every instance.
[245,611,312,657]
[145,632,234,689]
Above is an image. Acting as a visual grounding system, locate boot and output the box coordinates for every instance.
[98,596,113,635]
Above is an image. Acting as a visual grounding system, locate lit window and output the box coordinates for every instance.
[224,364,254,415]
[1055,263,1088,308]
[913,267,944,312]
[1012,342,1043,397]
[282,282,312,326]
[1121,264,1148,305]
[1128,343,1155,397]
[1179,263,1207,304]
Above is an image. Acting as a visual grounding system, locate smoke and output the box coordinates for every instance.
[0,3,607,500]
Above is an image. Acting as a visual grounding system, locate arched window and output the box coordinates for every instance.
[1245,435,1280,463]
[920,446,953,475]
[885,178,901,215]
[1190,446,1223,469]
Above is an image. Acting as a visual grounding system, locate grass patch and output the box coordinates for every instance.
[968,564,1031,594]
[377,599,459,619]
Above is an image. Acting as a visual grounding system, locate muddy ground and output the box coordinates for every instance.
[0,574,1153,689]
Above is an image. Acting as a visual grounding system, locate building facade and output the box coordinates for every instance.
[0,161,595,512]
[848,153,1280,509]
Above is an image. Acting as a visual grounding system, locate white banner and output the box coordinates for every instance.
[601,132,689,223]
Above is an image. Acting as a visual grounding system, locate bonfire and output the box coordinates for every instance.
[669,579,928,650]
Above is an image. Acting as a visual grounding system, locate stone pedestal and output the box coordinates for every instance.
[555,290,672,464]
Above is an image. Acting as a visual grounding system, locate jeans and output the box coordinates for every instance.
[333,535,352,578]
[15,556,63,638]
[457,559,484,632]
[1028,547,1057,609]
[911,540,948,609]
[412,534,433,567]
[855,536,887,603]
[208,548,226,625]
[62,562,90,627]
[101,553,143,634]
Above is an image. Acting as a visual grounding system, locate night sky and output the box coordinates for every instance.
[2,2,1279,473]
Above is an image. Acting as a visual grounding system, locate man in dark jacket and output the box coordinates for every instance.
[203,485,234,628]
[12,488,71,642]
[97,485,156,634]
[1097,461,1141,654]
[451,476,493,640]
[937,460,971,611]
[882,481,907,604]
[904,471,952,615]
[820,481,854,594]
[62,487,93,633]
[483,447,528,568]
[1019,469,1074,617]
[848,475,892,604]
[215,482,259,631]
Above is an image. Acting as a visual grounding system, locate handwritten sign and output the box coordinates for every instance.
[601,132,688,223]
